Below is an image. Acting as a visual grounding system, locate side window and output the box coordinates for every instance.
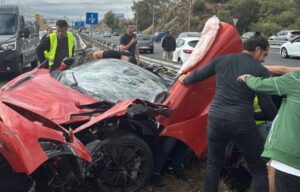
[176,39,184,48]
[294,37,300,43]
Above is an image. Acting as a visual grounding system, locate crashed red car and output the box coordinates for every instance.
[0,16,242,192]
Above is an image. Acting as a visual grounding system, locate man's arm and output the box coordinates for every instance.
[119,35,137,52]
[36,37,50,63]
[182,58,219,84]
[265,65,300,74]
[135,48,140,64]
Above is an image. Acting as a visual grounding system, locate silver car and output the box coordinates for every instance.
[269,30,300,41]
[136,34,154,53]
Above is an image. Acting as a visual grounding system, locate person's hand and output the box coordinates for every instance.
[237,74,251,82]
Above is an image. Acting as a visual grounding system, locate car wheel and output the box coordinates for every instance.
[85,131,153,192]
[281,47,289,58]
[0,156,33,192]
[178,58,183,64]
[31,59,38,68]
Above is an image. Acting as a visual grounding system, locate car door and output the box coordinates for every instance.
[289,37,300,56]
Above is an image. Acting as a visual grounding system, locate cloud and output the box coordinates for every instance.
[8,0,134,19]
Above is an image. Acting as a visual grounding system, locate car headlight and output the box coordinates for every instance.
[1,42,16,51]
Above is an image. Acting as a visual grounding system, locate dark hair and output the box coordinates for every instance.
[56,20,68,28]
[128,56,137,64]
[243,36,269,52]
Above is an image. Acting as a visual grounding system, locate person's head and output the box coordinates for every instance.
[126,23,134,35]
[56,20,68,39]
[243,36,269,63]
[47,27,53,34]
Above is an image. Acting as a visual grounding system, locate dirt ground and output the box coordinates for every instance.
[143,159,228,192]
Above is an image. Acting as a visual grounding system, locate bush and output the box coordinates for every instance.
[192,0,206,14]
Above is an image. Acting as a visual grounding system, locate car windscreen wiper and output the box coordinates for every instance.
[71,72,78,87]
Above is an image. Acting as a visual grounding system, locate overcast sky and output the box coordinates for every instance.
[5,0,135,20]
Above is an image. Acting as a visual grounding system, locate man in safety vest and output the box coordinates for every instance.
[36,20,75,70]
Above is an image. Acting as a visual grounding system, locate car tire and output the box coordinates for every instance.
[281,47,289,58]
[0,156,33,192]
[85,131,153,192]
[150,49,154,54]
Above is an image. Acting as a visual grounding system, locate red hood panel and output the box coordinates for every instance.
[1,69,97,124]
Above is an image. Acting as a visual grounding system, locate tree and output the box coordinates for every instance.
[103,11,119,31]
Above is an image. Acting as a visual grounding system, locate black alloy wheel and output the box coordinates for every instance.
[85,132,153,192]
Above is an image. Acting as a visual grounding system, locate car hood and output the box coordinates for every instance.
[1,69,98,124]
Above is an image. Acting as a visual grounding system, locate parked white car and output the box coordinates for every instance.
[172,37,200,64]
[280,35,300,58]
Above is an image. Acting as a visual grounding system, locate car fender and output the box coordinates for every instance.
[0,102,91,175]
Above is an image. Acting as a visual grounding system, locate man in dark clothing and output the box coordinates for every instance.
[179,36,277,192]
[92,49,137,64]
[119,23,140,64]
[161,30,176,61]
[36,20,75,70]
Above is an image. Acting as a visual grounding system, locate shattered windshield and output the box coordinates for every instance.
[0,14,17,35]
[59,59,168,103]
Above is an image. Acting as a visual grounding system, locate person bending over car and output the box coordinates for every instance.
[36,20,75,70]
[92,49,137,64]
[179,36,277,192]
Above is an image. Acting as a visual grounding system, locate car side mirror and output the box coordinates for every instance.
[20,28,30,38]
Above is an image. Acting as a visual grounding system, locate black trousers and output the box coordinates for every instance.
[275,169,300,192]
[204,115,269,192]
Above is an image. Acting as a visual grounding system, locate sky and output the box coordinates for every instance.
[5,0,135,20]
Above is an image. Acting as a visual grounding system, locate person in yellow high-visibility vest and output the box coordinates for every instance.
[36,20,75,70]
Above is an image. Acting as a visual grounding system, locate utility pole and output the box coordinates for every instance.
[152,0,155,34]
[188,0,191,32]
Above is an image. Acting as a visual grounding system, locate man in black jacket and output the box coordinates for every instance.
[161,30,176,61]
[179,36,277,192]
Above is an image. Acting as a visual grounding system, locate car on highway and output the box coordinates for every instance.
[172,37,200,64]
[269,30,300,41]
[178,31,201,38]
[280,35,300,58]
[153,31,165,42]
[136,34,154,53]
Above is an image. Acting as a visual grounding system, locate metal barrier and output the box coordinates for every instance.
[268,40,286,49]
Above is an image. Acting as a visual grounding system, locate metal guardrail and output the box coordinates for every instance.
[268,40,286,48]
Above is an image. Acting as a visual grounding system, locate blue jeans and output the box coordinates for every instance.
[275,169,300,192]
[204,115,268,192]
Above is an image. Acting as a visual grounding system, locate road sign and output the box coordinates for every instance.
[115,13,125,20]
[74,21,84,28]
[233,18,238,26]
[86,12,98,25]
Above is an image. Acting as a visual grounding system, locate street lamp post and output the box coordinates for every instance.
[188,0,191,32]
[152,0,154,34]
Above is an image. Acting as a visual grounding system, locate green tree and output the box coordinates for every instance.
[103,11,119,31]
[225,0,260,32]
